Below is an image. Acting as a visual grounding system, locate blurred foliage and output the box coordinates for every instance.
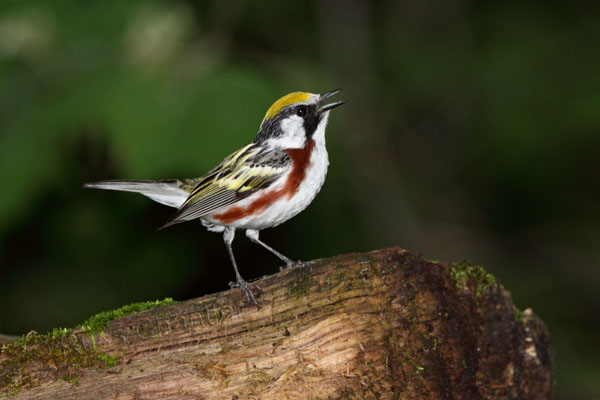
[0,0,599,398]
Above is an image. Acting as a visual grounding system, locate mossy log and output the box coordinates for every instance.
[1,247,553,399]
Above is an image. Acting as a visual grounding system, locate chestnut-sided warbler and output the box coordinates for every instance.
[85,90,345,306]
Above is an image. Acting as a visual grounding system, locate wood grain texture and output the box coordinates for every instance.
[1,247,553,399]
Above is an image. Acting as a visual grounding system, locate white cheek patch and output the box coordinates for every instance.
[266,116,306,149]
[280,115,305,139]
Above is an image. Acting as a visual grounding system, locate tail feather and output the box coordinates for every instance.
[84,179,189,209]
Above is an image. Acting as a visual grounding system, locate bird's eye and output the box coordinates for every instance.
[296,105,307,117]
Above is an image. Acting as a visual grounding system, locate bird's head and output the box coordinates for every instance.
[254,90,345,149]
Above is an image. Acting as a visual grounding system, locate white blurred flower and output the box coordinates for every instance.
[123,3,193,67]
[0,7,55,60]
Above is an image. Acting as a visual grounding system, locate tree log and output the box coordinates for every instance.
[1,247,553,399]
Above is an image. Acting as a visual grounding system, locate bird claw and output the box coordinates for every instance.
[279,260,312,271]
[229,278,261,308]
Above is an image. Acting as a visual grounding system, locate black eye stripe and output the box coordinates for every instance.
[254,103,320,143]
[303,112,320,138]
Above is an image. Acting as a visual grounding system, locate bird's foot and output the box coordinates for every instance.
[229,278,261,308]
[279,260,313,271]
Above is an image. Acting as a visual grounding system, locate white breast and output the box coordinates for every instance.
[207,142,328,230]
[259,142,329,228]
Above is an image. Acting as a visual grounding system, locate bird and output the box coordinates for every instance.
[84,90,345,307]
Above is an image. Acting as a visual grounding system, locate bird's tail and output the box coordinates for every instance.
[83,179,189,209]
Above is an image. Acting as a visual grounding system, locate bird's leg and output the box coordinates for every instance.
[245,229,309,271]
[224,227,261,308]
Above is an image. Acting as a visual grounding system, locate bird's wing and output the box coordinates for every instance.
[160,143,291,228]
[84,179,191,208]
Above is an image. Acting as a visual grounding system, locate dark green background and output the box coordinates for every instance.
[1,1,598,398]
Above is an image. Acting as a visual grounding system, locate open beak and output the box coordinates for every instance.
[318,89,346,112]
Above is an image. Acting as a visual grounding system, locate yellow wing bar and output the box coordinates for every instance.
[160,144,290,228]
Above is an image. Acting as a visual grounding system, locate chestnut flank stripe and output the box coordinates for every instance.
[213,140,315,224]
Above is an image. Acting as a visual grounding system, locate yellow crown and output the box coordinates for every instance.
[263,92,311,121]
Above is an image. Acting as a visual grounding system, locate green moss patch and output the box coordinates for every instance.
[78,297,176,335]
[0,328,120,395]
[449,261,497,298]
[1,297,176,395]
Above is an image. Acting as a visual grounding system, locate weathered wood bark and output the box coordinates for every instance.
[1,247,553,399]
